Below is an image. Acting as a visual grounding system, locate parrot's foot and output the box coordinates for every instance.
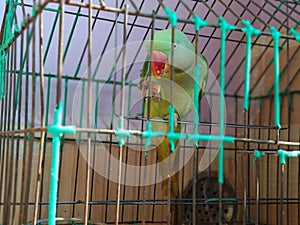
[140,80,161,101]
[163,113,179,129]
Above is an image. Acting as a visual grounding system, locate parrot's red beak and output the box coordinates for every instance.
[151,50,170,77]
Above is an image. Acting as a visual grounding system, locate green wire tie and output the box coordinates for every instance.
[277,149,300,165]
[115,117,132,147]
[218,16,235,185]
[218,16,236,33]
[167,105,185,152]
[164,7,177,27]
[290,28,300,42]
[253,150,266,163]
[269,26,281,130]
[47,102,76,225]
[241,20,261,111]
[192,14,208,31]
[141,121,165,156]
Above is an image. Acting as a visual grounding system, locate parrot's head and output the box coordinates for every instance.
[146,29,195,78]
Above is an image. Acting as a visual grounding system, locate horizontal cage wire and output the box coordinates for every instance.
[0,0,300,224]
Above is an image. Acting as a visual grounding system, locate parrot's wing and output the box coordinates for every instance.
[140,55,150,83]
[198,53,209,100]
[171,53,208,120]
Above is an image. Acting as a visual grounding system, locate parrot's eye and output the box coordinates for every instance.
[173,44,177,49]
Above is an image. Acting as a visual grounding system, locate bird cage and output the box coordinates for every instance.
[0,0,300,224]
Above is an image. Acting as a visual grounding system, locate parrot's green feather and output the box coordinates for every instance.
[140,55,149,79]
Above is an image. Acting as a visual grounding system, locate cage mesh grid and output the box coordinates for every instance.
[0,0,300,224]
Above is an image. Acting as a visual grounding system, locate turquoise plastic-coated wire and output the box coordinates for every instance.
[265,23,299,99]
[270,26,281,129]
[0,0,16,99]
[218,16,235,184]
[43,5,60,65]
[31,3,37,16]
[189,15,208,147]
[277,149,300,164]
[192,14,208,31]
[187,65,236,146]
[192,65,201,147]
[62,79,69,131]
[94,82,100,139]
[167,105,185,152]
[141,121,165,156]
[115,117,132,147]
[2,0,14,46]
[0,52,6,99]
[187,134,235,143]
[253,150,266,163]
[63,7,81,63]
[45,77,52,126]
[164,6,177,27]
[47,102,76,225]
[290,28,300,42]
[205,198,237,203]
[77,80,86,142]
[241,20,261,111]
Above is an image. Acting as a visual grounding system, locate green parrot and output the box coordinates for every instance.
[140,29,208,199]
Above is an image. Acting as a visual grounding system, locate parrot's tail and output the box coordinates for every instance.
[152,118,182,224]
[156,135,180,198]
[161,171,179,198]
[160,166,181,225]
